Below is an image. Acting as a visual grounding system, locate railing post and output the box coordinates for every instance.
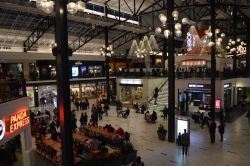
[21,79,27,97]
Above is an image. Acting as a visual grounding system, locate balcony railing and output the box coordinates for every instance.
[0,79,26,104]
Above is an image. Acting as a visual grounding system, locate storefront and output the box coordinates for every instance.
[0,63,23,79]
[237,87,250,104]
[70,80,114,99]
[36,60,105,80]
[0,98,33,166]
[119,79,143,105]
[26,86,35,107]
[180,83,211,112]
[27,77,116,107]
[223,83,232,110]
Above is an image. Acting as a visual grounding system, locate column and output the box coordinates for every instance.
[246,19,250,77]
[105,4,110,104]
[167,0,175,142]
[22,61,30,80]
[34,86,39,107]
[233,5,237,76]
[54,0,73,165]
[185,92,189,112]
[21,124,34,166]
[79,83,82,99]
[210,0,216,120]
[162,38,167,76]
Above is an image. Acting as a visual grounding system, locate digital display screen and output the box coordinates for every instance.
[81,66,87,73]
[215,99,221,109]
[177,119,189,136]
[72,67,79,77]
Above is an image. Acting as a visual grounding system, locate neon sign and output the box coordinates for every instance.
[215,99,221,109]
[0,120,5,141]
[187,32,195,51]
[5,110,30,133]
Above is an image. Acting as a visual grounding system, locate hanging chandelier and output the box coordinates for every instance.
[31,0,85,14]
[100,45,114,57]
[203,27,225,47]
[226,37,246,56]
[155,10,190,39]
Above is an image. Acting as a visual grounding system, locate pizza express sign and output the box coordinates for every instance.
[5,110,30,133]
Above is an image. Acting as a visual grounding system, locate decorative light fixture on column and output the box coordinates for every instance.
[100,45,114,57]
[204,27,225,47]
[155,10,190,38]
[226,38,246,56]
[32,0,85,14]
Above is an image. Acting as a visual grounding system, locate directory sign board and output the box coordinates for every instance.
[176,118,190,137]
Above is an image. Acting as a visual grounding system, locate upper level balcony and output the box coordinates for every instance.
[0,78,26,104]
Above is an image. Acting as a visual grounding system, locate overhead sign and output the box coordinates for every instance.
[188,83,210,89]
[223,83,231,89]
[120,79,142,85]
[187,32,195,51]
[5,110,30,133]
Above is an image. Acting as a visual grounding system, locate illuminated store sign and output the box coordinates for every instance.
[120,79,142,85]
[187,32,195,51]
[188,83,210,89]
[5,110,30,133]
[215,99,221,109]
[223,83,231,89]
[0,120,5,141]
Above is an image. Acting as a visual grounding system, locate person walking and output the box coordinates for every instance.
[246,110,250,124]
[80,112,88,126]
[181,129,190,155]
[153,87,159,105]
[103,103,110,116]
[163,106,168,120]
[218,121,225,142]
[209,120,217,144]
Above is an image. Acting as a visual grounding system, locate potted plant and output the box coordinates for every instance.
[120,142,137,165]
[157,124,167,140]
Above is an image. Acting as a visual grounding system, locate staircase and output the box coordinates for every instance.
[147,79,168,113]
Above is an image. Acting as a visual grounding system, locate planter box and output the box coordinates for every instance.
[122,150,137,165]
[157,131,167,140]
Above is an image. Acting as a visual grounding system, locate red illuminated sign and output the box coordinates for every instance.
[215,99,221,109]
[5,110,30,133]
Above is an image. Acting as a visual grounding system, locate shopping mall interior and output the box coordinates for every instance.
[0,0,250,166]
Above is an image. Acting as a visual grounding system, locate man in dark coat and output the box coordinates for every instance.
[153,87,159,104]
[218,121,225,142]
[181,129,190,155]
[209,120,217,144]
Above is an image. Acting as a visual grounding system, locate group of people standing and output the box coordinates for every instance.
[74,97,89,111]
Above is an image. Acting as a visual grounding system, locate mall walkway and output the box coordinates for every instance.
[15,100,250,166]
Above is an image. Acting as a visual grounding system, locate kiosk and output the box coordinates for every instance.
[176,117,190,137]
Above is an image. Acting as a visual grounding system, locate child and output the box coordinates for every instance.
[177,132,182,146]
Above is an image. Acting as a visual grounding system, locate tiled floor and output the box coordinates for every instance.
[15,100,250,166]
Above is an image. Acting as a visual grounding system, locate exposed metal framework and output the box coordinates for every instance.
[23,17,54,52]
[69,26,103,52]
[0,0,250,54]
[70,0,165,52]
[109,29,153,49]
